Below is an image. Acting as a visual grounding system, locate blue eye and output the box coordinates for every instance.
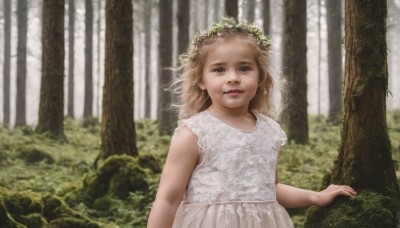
[239,66,250,72]
[213,67,225,73]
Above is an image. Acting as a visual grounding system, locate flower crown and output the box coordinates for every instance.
[184,17,271,64]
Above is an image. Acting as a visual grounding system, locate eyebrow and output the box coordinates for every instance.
[207,60,255,67]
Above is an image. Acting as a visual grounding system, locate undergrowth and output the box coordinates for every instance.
[0,112,399,227]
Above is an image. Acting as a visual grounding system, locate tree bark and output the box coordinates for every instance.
[247,0,255,23]
[101,0,138,159]
[177,0,190,56]
[3,0,11,127]
[84,0,93,118]
[214,0,220,22]
[15,0,28,127]
[144,0,152,118]
[262,0,270,35]
[330,0,398,194]
[282,0,308,144]
[67,0,75,118]
[326,0,343,123]
[158,0,174,134]
[224,0,238,20]
[36,0,65,140]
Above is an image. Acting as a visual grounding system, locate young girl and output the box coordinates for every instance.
[147,18,356,228]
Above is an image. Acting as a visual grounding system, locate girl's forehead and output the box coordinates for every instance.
[205,38,256,62]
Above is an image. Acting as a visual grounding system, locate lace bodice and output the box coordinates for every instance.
[174,110,287,203]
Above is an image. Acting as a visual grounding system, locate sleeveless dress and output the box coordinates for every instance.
[172,110,294,228]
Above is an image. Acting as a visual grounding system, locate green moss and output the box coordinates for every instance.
[3,192,44,215]
[15,213,48,228]
[17,147,55,165]
[42,194,101,227]
[48,217,101,228]
[0,198,26,228]
[138,154,162,173]
[65,155,151,207]
[305,190,400,228]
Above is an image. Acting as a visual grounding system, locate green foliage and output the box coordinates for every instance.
[0,113,399,227]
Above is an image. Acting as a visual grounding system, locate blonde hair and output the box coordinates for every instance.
[173,18,278,120]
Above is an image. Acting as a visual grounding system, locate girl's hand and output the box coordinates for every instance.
[314,184,357,207]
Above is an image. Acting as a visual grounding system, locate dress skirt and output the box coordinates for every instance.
[172,201,294,228]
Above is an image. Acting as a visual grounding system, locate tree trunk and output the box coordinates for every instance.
[326,0,343,123]
[15,0,28,128]
[36,0,65,140]
[177,0,189,56]
[247,0,255,23]
[3,0,11,127]
[282,0,308,144]
[331,0,398,194]
[317,0,321,115]
[67,0,75,118]
[101,0,138,160]
[224,0,238,20]
[158,0,174,134]
[214,0,220,22]
[96,0,102,116]
[144,0,152,118]
[84,0,93,118]
[305,2,399,227]
[262,0,270,35]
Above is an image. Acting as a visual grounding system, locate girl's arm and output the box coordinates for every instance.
[275,166,357,208]
[147,127,199,228]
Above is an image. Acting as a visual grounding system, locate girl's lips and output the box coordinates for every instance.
[224,89,243,94]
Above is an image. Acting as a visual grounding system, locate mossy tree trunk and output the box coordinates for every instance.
[330,0,398,194]
[101,0,138,159]
[36,0,65,140]
[282,0,309,144]
[305,2,399,226]
[15,0,28,128]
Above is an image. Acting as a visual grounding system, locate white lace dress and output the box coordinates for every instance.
[172,110,294,228]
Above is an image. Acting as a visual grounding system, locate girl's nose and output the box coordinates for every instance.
[226,71,241,83]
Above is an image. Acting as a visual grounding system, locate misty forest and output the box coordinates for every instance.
[0,0,399,227]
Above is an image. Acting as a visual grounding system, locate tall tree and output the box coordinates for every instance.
[224,0,238,20]
[204,0,209,27]
[96,0,102,116]
[282,0,308,144]
[326,0,343,122]
[15,0,28,127]
[177,0,189,56]
[3,0,11,127]
[262,0,270,35]
[36,0,65,139]
[247,0,255,23]
[158,0,174,134]
[143,0,152,118]
[67,0,75,118]
[83,0,94,118]
[332,0,398,195]
[317,0,321,115]
[214,0,220,22]
[101,0,138,160]
[306,1,399,226]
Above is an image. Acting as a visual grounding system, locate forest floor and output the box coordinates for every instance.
[0,112,399,227]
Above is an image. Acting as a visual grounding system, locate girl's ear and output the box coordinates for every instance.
[198,81,206,90]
